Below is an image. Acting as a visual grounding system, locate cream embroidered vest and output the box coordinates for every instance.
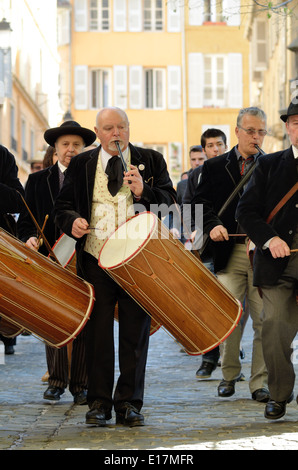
[84,151,134,260]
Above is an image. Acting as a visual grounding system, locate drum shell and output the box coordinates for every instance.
[0,316,24,338]
[52,233,161,335]
[0,229,94,348]
[99,213,242,355]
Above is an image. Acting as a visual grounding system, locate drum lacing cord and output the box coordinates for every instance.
[108,250,221,352]
[104,267,203,354]
[118,237,237,326]
[0,246,92,299]
[0,249,92,323]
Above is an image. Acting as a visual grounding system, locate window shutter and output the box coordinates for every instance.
[129,66,142,109]
[128,0,142,32]
[114,0,127,31]
[167,0,181,32]
[222,0,240,26]
[227,53,242,108]
[188,53,203,108]
[74,65,88,109]
[74,0,88,31]
[114,65,127,108]
[188,0,203,26]
[167,66,181,109]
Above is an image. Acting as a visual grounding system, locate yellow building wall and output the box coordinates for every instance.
[185,22,251,152]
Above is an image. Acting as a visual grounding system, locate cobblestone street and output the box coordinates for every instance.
[1,318,298,452]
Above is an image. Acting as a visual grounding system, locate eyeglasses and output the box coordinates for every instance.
[238,126,267,136]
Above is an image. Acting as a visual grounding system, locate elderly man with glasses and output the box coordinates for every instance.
[191,107,269,403]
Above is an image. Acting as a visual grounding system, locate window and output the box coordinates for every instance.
[188,0,240,26]
[10,104,17,151]
[145,68,165,109]
[90,0,110,31]
[144,0,163,31]
[203,55,225,107]
[91,69,111,108]
[188,52,242,109]
[203,0,223,22]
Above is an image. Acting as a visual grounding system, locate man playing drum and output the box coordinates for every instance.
[54,107,176,426]
[18,120,96,405]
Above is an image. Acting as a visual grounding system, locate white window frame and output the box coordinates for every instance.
[143,0,164,31]
[89,0,110,31]
[188,52,242,109]
[90,68,112,109]
[203,54,226,107]
[144,67,166,109]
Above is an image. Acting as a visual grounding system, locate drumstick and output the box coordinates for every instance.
[37,215,49,247]
[17,191,61,265]
[228,234,246,237]
[290,249,298,252]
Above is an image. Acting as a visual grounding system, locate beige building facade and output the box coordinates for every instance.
[58,0,249,184]
[0,0,59,184]
[245,4,298,154]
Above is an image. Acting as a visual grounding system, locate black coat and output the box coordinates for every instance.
[0,145,24,234]
[53,144,176,275]
[191,147,246,273]
[17,162,61,256]
[236,147,298,286]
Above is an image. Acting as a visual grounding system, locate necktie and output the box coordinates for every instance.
[59,169,65,189]
[105,155,123,196]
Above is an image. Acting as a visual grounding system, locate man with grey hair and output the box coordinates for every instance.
[191,107,268,402]
[236,99,298,419]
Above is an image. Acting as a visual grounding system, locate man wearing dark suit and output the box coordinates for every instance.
[191,107,269,402]
[54,107,176,427]
[236,100,298,420]
[18,121,96,404]
[0,145,25,354]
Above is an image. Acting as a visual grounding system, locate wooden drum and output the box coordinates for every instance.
[50,233,77,274]
[99,212,242,355]
[0,229,94,348]
[0,316,24,338]
[51,233,161,336]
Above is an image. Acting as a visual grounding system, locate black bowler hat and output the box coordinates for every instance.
[44,120,96,147]
[280,98,298,122]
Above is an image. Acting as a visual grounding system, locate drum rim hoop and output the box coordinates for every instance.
[98,211,157,270]
[49,233,76,267]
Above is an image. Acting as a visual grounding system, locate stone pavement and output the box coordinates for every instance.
[1,318,298,452]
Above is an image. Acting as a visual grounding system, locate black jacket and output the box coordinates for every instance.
[18,162,61,256]
[236,147,298,286]
[191,147,248,273]
[0,145,24,234]
[53,144,176,275]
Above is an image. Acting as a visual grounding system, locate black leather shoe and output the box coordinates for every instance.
[73,390,87,405]
[218,379,235,397]
[4,345,14,355]
[116,402,144,427]
[252,388,270,403]
[196,361,217,379]
[264,394,293,420]
[43,386,65,401]
[85,401,112,426]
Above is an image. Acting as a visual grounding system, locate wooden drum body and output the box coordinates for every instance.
[0,316,24,338]
[0,229,94,348]
[99,212,242,355]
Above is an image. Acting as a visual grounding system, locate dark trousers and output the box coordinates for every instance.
[45,328,87,395]
[82,252,151,412]
[261,231,298,402]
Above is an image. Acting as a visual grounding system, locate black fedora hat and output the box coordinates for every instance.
[44,120,96,147]
[280,98,298,122]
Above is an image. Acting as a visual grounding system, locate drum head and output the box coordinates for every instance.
[51,234,76,267]
[99,212,157,269]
